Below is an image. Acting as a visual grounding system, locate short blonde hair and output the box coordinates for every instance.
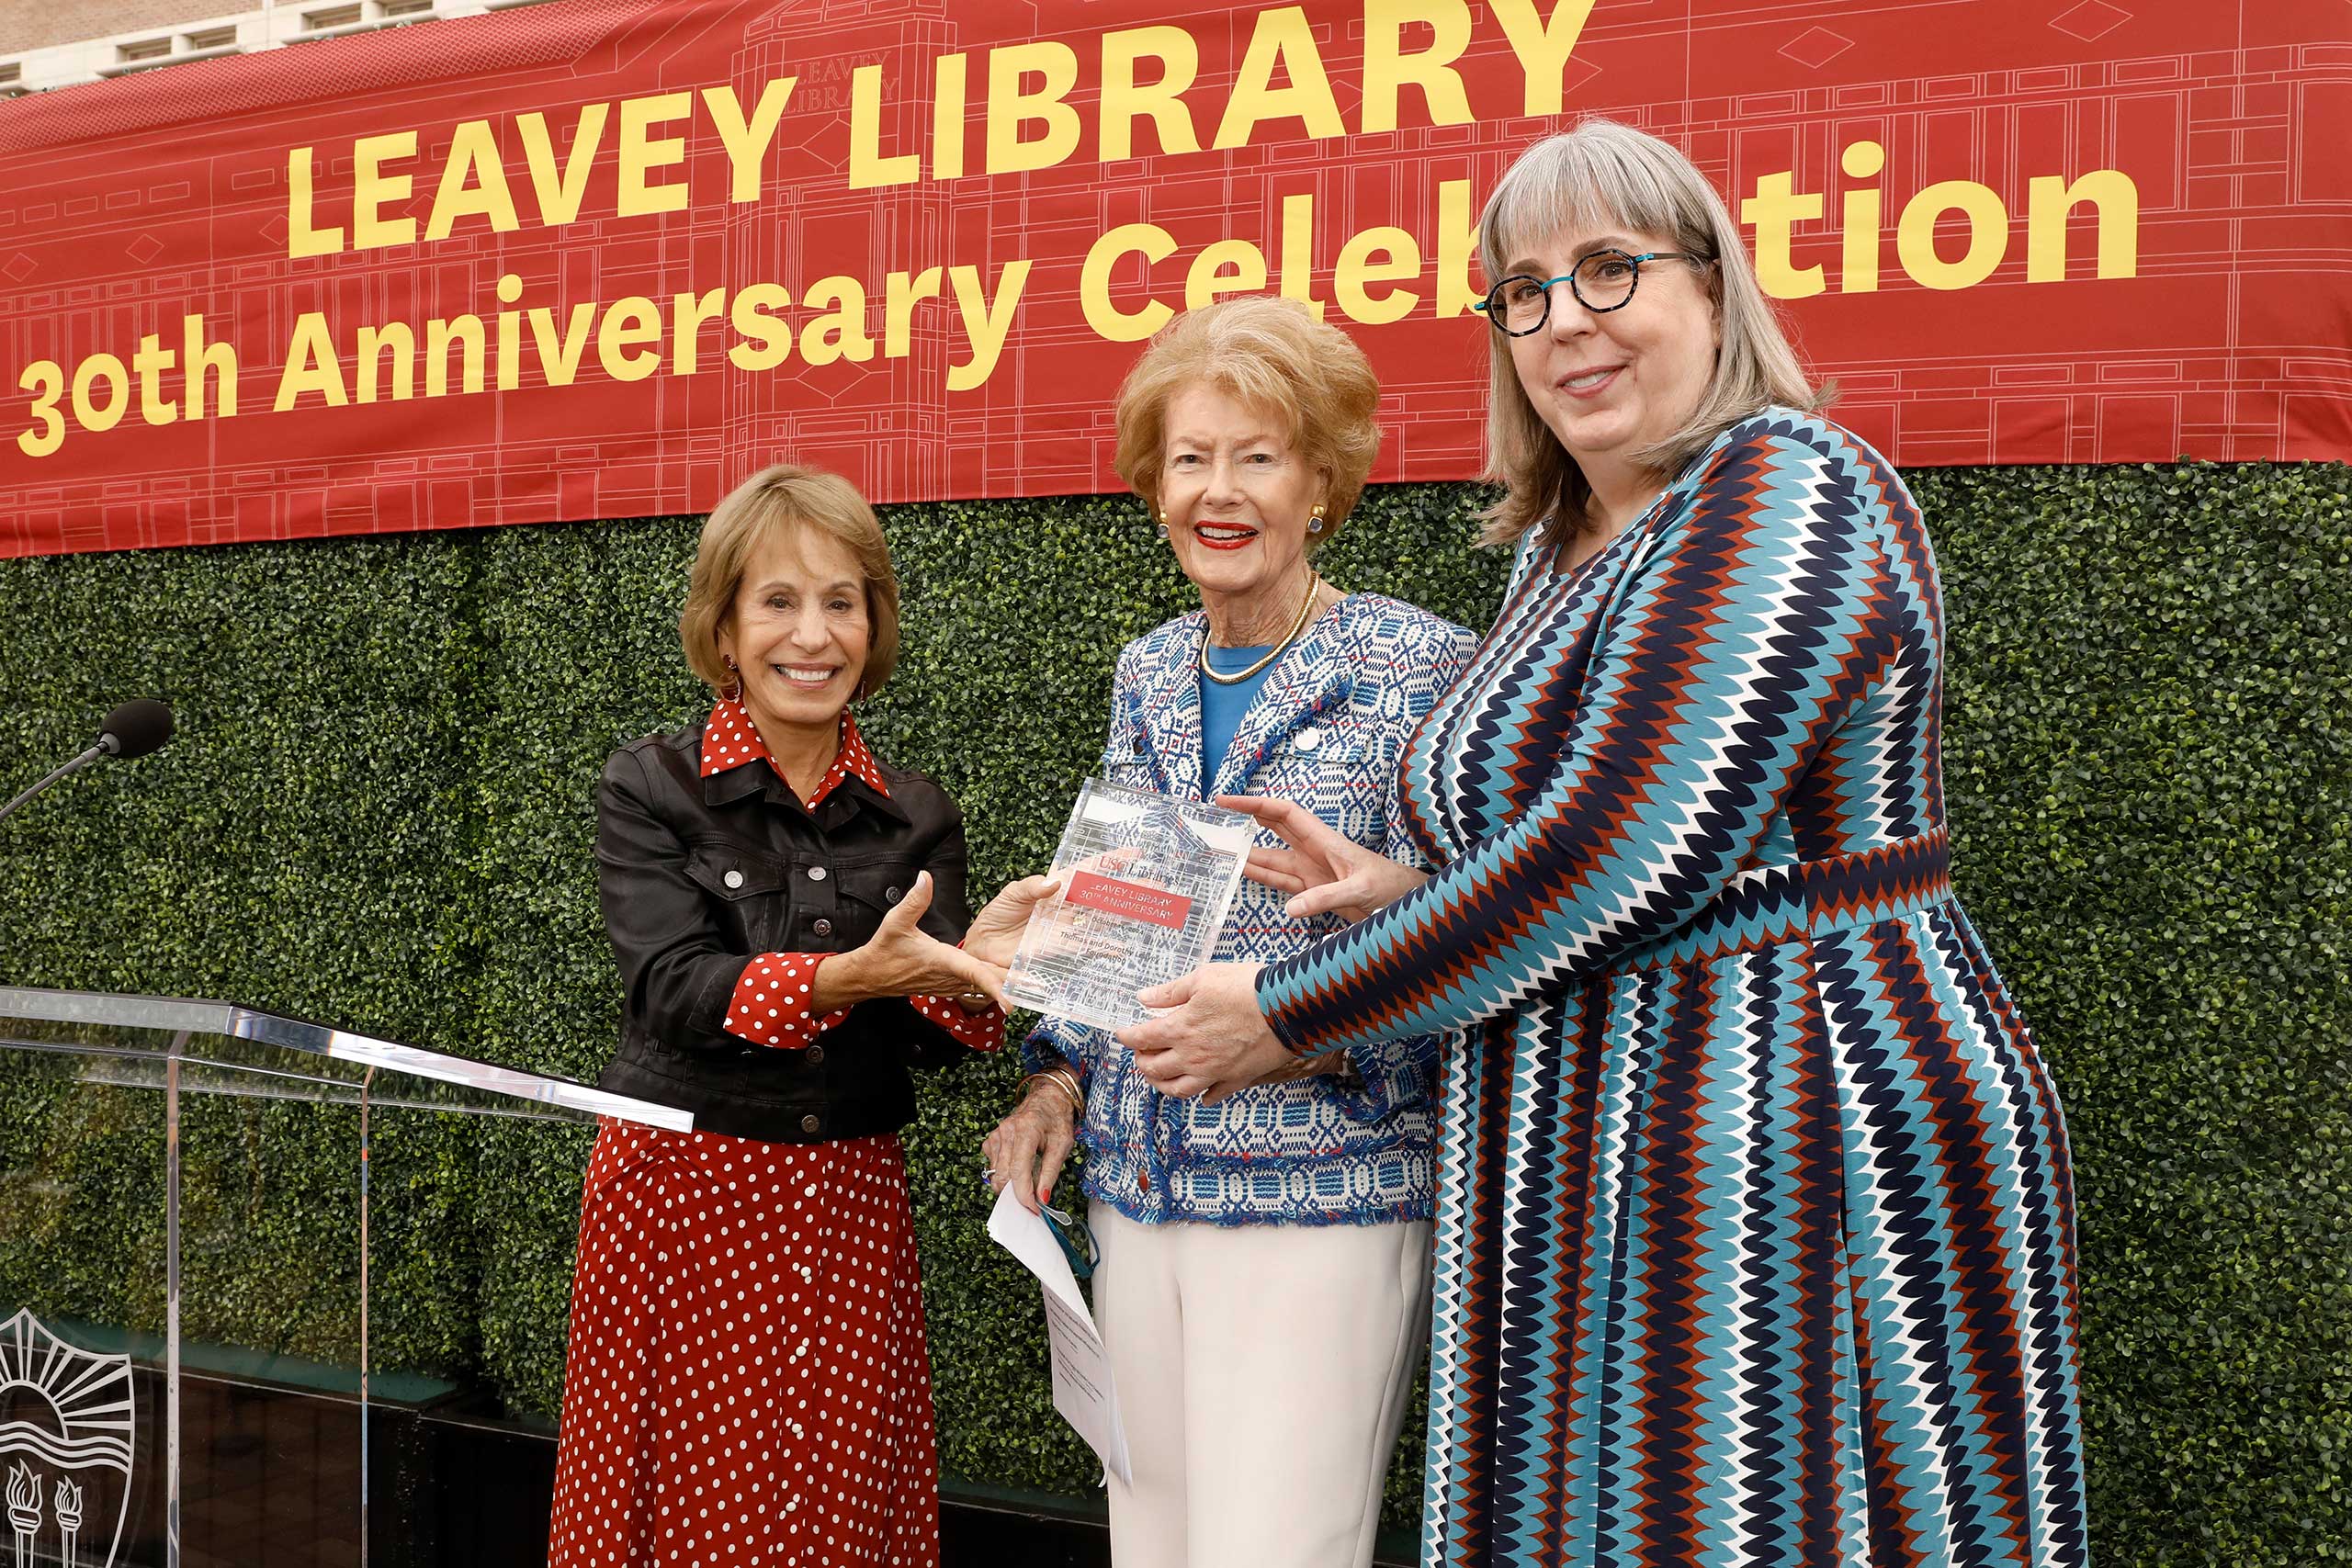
[1113,295,1382,545]
[1478,118,1822,548]
[678,463,902,699]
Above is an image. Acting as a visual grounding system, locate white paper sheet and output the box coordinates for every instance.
[986,1183,1131,1484]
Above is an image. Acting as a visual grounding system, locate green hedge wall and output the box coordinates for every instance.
[0,459,2345,1563]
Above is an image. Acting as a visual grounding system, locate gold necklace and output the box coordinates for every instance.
[1198,571,1322,686]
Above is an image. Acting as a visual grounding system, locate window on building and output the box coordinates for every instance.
[187,26,238,49]
[380,0,435,15]
[117,37,173,61]
[0,62,20,84]
[304,5,364,29]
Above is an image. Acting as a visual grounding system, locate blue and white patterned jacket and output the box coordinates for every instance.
[1023,592,1476,1225]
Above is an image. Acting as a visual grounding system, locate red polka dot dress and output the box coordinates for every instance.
[548,702,1001,1568]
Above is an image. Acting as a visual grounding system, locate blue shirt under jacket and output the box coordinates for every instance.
[1196,643,1274,784]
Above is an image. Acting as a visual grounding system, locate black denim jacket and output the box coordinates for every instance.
[593,719,979,1145]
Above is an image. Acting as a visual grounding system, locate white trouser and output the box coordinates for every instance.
[1089,1203,1433,1568]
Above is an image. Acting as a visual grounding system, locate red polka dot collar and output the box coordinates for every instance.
[699,695,890,807]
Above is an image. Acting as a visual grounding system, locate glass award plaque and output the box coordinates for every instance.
[1002,780,1256,1032]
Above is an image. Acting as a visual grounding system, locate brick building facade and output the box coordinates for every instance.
[1,0,228,57]
[0,0,525,93]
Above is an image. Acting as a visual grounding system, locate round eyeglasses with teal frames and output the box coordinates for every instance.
[1476,250,1712,336]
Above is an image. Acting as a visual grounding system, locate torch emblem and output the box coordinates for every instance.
[53,1480,81,1567]
[0,1312,133,1568]
[6,1462,38,1568]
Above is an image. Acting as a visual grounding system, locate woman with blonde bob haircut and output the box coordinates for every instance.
[550,462,1054,1568]
[982,294,1476,1568]
[675,464,904,700]
[1125,120,2090,1568]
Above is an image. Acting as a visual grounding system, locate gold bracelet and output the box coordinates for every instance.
[1023,1070,1078,1119]
[1022,1066,1084,1120]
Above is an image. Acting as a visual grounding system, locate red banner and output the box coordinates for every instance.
[0,0,2346,557]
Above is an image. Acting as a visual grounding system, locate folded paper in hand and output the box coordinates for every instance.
[986,1183,1130,1485]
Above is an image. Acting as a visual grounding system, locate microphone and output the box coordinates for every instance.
[96,699,173,760]
[0,699,175,829]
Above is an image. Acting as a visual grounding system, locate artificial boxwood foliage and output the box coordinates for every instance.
[0,459,2344,1563]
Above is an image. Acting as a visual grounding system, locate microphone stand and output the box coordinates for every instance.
[0,744,105,827]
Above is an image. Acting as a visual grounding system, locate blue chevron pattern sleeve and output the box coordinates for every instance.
[1258,414,1907,1052]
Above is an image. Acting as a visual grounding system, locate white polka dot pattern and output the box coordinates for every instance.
[906,994,1003,1051]
[726,953,849,1049]
[699,697,889,810]
[723,955,1005,1054]
[548,1121,944,1567]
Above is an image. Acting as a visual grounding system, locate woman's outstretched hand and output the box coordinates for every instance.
[1216,795,1427,924]
[1119,963,1289,1103]
[961,874,1063,970]
[812,872,1010,1011]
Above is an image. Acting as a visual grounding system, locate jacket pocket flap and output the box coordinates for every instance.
[684,845,795,900]
[836,861,925,916]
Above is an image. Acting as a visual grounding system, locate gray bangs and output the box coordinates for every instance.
[1478,130,1709,280]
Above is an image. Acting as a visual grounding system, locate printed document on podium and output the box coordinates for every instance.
[986,1182,1130,1484]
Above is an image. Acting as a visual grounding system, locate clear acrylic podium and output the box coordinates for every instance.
[0,987,685,1568]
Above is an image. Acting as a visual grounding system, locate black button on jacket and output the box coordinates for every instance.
[594,719,981,1145]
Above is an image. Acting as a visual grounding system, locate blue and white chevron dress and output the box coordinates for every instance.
[1259,409,2088,1568]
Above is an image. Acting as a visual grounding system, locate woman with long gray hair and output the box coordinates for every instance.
[1123,118,2088,1568]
